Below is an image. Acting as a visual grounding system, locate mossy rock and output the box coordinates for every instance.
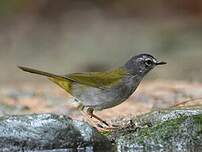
[114,106,202,152]
[0,106,202,152]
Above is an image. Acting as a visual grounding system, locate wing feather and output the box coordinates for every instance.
[64,68,126,89]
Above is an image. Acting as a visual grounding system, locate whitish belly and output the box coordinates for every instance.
[71,77,141,110]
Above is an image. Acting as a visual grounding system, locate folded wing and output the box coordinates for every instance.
[64,68,126,90]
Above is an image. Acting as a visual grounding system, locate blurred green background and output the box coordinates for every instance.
[1,0,202,84]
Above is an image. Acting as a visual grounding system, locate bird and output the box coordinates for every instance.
[18,53,166,127]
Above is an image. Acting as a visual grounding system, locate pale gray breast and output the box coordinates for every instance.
[71,75,142,110]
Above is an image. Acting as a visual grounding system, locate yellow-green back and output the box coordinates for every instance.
[49,68,127,94]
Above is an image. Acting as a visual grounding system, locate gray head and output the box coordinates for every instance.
[124,53,166,76]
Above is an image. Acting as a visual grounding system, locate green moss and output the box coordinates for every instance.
[193,114,202,133]
[100,130,113,136]
[116,107,202,151]
[124,114,202,146]
[132,115,188,144]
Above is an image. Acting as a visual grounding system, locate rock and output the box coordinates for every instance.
[113,106,202,152]
[1,106,202,152]
[0,114,112,152]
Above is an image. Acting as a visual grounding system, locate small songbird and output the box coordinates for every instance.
[18,53,166,126]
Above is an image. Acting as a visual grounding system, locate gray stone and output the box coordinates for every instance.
[0,114,112,152]
[1,106,202,152]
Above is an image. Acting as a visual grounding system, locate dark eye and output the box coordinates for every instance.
[145,59,153,66]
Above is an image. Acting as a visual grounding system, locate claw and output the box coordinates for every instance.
[86,107,109,127]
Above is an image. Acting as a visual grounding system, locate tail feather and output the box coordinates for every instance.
[18,66,63,79]
[18,66,74,93]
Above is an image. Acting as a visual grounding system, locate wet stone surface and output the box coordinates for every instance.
[0,114,112,152]
[0,106,201,152]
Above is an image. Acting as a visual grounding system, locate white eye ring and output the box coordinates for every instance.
[145,59,153,66]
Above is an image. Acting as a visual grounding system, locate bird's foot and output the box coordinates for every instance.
[79,107,111,130]
[86,107,110,127]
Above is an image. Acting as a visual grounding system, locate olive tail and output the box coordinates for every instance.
[18,66,61,79]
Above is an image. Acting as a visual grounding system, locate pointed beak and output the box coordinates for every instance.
[155,61,167,65]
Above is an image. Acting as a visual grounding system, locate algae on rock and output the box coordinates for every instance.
[113,106,202,152]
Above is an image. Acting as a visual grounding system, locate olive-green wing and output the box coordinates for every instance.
[64,68,126,89]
